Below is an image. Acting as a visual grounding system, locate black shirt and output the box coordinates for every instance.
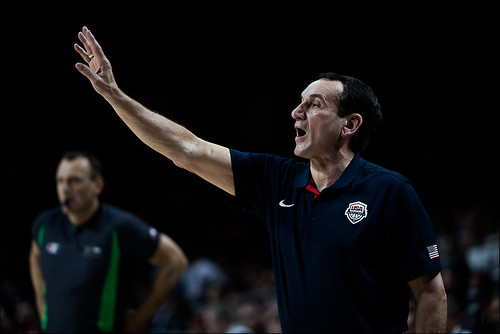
[229,150,442,333]
[32,203,160,333]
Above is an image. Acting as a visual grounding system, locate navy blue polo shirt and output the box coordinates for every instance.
[31,203,160,333]
[229,149,442,333]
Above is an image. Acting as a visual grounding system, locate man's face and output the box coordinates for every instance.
[291,79,345,160]
[56,157,102,216]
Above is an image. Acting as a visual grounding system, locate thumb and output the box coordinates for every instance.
[75,62,99,82]
[75,63,110,97]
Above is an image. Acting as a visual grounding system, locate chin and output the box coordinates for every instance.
[294,146,310,159]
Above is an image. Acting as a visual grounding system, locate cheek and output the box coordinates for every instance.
[73,184,93,198]
[313,117,341,137]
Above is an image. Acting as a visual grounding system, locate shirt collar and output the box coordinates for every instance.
[293,153,365,190]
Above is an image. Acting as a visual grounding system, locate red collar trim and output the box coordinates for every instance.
[306,178,338,198]
[306,178,320,198]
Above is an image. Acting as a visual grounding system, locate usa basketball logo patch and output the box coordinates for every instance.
[345,201,368,224]
[46,242,62,255]
[149,227,158,239]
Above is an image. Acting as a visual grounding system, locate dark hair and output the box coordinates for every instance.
[61,150,103,180]
[318,72,383,152]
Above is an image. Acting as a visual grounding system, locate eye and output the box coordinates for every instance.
[67,177,84,186]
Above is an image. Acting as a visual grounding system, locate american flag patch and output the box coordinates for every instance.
[427,244,439,259]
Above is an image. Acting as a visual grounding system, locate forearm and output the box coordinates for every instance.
[414,290,447,333]
[129,258,187,329]
[124,232,188,332]
[104,88,235,194]
[104,88,198,164]
[29,243,45,317]
[30,273,45,318]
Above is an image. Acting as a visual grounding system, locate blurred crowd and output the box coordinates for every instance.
[1,203,498,333]
[431,203,499,333]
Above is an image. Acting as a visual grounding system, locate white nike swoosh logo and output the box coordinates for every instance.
[279,199,294,208]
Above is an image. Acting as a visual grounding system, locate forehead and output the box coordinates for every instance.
[302,78,344,101]
[56,157,91,177]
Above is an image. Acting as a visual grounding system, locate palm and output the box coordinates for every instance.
[88,56,103,75]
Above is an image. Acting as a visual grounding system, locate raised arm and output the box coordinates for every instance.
[74,27,234,195]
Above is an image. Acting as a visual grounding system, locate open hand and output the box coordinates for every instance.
[74,26,118,99]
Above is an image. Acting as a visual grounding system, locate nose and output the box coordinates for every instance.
[57,180,71,196]
[60,180,71,191]
[291,102,306,120]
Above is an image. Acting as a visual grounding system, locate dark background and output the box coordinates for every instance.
[1,4,497,328]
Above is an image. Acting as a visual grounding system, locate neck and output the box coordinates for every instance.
[67,200,100,226]
[310,150,355,192]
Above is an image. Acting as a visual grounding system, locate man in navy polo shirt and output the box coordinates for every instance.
[74,26,447,332]
[29,151,188,333]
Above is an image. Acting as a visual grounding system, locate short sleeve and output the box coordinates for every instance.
[228,149,276,219]
[115,211,160,260]
[31,209,56,246]
[31,214,45,245]
[31,216,42,241]
[388,181,442,282]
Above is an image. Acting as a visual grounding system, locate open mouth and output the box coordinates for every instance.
[295,127,307,139]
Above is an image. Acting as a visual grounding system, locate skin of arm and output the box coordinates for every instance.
[408,271,447,333]
[123,233,188,333]
[74,27,235,195]
[29,240,46,319]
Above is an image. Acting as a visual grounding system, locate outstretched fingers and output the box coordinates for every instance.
[74,26,116,98]
[75,27,99,62]
[75,27,109,75]
[82,27,104,59]
[74,43,91,63]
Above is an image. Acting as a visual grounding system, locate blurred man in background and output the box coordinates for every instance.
[29,150,188,333]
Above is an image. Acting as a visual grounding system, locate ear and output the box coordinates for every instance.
[341,113,363,138]
[94,176,105,196]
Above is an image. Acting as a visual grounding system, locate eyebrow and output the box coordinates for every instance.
[309,93,327,102]
[301,93,328,106]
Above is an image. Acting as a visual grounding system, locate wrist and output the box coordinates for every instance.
[103,84,125,104]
